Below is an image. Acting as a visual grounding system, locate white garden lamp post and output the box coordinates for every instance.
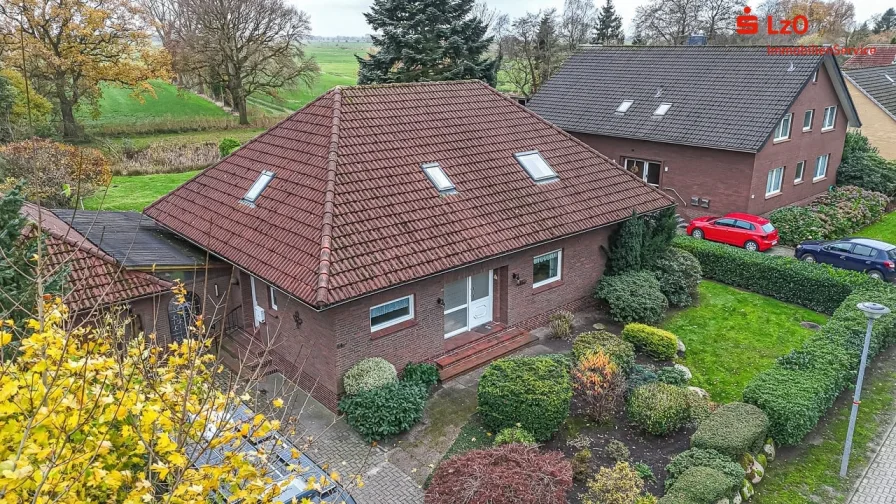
[840,301,890,477]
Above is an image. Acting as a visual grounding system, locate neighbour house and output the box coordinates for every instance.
[843,64,896,159]
[527,46,861,221]
[50,210,233,343]
[144,80,674,411]
[842,44,896,70]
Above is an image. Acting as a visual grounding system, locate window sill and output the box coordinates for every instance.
[802,128,812,133]
[821,128,835,133]
[772,138,791,144]
[794,180,804,185]
[532,279,564,294]
[764,192,782,200]
[370,319,417,340]
[813,176,827,183]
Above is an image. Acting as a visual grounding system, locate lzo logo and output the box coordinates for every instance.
[736,6,809,35]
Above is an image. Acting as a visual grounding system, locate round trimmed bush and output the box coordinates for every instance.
[425,444,572,504]
[652,248,702,307]
[477,355,572,441]
[581,462,644,504]
[338,382,427,441]
[494,426,536,446]
[572,330,636,374]
[595,271,669,325]
[627,383,691,436]
[343,357,397,396]
[663,466,730,503]
[218,137,241,157]
[622,323,679,361]
[690,402,769,459]
[664,448,746,492]
[657,366,689,386]
[400,362,439,389]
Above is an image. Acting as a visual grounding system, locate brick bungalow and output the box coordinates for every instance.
[144,80,673,410]
[527,46,861,220]
[843,64,896,159]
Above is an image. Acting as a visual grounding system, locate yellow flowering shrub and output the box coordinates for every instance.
[0,285,331,503]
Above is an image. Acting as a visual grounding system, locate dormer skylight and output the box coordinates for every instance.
[515,151,558,183]
[421,162,456,195]
[616,100,634,114]
[653,103,673,116]
[241,170,275,206]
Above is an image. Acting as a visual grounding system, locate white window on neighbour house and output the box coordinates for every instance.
[794,160,805,183]
[766,167,784,196]
[774,114,792,141]
[803,110,813,131]
[822,106,837,130]
[815,154,830,180]
[369,295,414,332]
[269,286,278,311]
[532,250,562,288]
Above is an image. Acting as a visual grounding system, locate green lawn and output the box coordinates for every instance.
[251,73,357,111]
[305,42,371,78]
[754,356,896,503]
[80,81,230,126]
[664,281,829,403]
[857,211,896,243]
[83,171,201,211]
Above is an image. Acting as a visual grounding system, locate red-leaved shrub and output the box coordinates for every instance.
[425,444,572,504]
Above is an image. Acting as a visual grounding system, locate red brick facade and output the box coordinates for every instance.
[235,226,613,411]
[572,64,848,221]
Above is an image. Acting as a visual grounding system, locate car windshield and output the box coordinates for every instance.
[761,223,775,233]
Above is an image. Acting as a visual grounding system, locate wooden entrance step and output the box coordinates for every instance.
[436,328,538,381]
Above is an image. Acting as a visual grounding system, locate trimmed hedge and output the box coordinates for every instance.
[662,466,731,504]
[628,383,692,436]
[342,357,398,396]
[595,271,669,325]
[622,323,678,361]
[770,186,889,246]
[572,330,636,373]
[664,448,746,493]
[478,356,572,441]
[401,362,439,390]
[690,402,769,459]
[673,235,869,314]
[338,382,427,441]
[743,282,896,445]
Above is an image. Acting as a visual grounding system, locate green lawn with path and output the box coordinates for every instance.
[664,281,829,403]
[83,170,201,211]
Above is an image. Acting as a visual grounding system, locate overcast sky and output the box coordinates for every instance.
[294,0,884,38]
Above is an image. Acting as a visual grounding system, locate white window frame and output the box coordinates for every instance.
[794,160,805,183]
[514,151,558,183]
[369,295,415,332]
[653,103,672,116]
[766,167,784,196]
[814,154,829,181]
[532,250,563,288]
[803,109,813,131]
[774,113,793,141]
[822,106,837,131]
[421,162,456,195]
[616,100,634,113]
[269,285,278,311]
[242,170,275,205]
[812,70,818,82]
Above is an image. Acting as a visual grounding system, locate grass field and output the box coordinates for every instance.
[79,81,230,126]
[84,170,201,211]
[664,281,829,403]
[858,211,896,243]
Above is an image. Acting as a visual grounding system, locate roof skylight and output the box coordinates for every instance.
[421,162,456,195]
[653,103,673,116]
[242,170,275,205]
[616,100,634,114]
[515,151,558,183]
[887,74,895,83]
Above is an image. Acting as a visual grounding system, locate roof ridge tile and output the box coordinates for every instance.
[314,87,342,307]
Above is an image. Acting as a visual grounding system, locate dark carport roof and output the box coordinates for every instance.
[527,45,859,153]
[844,65,896,121]
[51,210,213,269]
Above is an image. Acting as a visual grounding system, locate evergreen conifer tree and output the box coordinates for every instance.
[592,0,624,45]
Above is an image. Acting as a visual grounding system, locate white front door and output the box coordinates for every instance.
[444,270,493,338]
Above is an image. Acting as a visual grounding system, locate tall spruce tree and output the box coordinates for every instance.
[357,0,498,85]
[592,0,624,45]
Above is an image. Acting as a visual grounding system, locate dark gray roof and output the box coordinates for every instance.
[844,66,896,121]
[51,210,212,269]
[528,46,860,152]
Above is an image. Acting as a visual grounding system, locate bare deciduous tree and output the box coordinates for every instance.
[177,0,318,124]
[502,10,567,99]
[560,0,596,49]
[634,0,702,45]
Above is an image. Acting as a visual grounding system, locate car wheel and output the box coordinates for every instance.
[868,270,884,281]
[691,229,704,240]
[801,254,816,263]
[744,240,759,252]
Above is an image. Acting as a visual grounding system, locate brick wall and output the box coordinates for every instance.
[749,63,847,215]
[573,133,755,221]
[846,79,896,160]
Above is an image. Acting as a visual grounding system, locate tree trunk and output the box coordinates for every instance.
[236,96,249,125]
[59,100,79,140]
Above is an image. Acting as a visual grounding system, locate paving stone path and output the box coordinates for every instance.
[849,416,896,504]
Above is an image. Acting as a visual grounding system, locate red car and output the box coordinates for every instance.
[686,213,779,252]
